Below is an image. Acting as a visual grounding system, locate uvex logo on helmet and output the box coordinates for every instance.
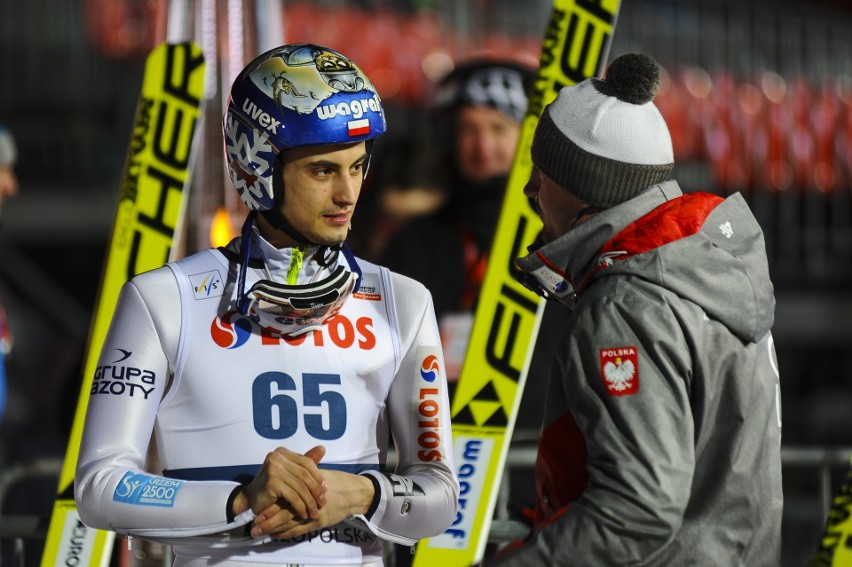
[241,98,282,133]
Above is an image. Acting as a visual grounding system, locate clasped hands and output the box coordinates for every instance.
[231,445,375,540]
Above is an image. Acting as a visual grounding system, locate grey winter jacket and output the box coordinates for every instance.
[493,181,782,566]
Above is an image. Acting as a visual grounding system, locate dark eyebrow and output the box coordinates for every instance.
[306,152,368,169]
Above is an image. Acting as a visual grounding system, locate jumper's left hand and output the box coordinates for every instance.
[251,469,375,539]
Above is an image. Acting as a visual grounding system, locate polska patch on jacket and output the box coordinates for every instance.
[599,346,639,396]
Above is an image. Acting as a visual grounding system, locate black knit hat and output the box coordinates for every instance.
[531,53,673,207]
[435,59,535,124]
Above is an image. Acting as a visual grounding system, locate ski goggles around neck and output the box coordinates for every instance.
[242,264,358,332]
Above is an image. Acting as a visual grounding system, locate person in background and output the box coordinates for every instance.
[0,123,19,423]
[491,52,782,565]
[347,137,446,262]
[380,58,535,382]
[0,124,18,216]
[74,43,459,567]
[380,58,563,539]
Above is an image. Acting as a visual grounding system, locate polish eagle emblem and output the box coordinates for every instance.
[603,357,636,392]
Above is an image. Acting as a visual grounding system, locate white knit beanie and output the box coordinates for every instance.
[531,53,673,207]
[0,124,17,167]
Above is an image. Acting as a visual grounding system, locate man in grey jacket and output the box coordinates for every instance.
[490,53,782,566]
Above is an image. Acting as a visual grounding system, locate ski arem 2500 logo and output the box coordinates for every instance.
[210,310,377,350]
[113,471,183,507]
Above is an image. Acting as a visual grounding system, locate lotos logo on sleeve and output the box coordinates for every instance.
[416,347,444,462]
[599,346,639,396]
[420,354,440,383]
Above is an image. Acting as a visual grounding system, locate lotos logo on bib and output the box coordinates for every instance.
[210,311,377,351]
[211,311,253,349]
[599,346,639,396]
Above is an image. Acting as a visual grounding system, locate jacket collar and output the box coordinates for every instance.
[515,181,683,304]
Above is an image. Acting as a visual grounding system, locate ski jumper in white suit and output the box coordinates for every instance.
[75,224,460,566]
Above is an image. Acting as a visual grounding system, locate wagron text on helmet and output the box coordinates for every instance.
[224,44,388,212]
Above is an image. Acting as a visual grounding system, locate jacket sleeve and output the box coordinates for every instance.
[491,291,695,565]
[355,271,460,545]
[74,272,257,544]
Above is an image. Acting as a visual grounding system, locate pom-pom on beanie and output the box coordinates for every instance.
[531,53,673,208]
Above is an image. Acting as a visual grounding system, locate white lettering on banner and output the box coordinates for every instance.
[599,346,636,358]
[427,436,494,549]
[56,513,96,567]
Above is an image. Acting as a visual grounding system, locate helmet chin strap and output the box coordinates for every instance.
[258,207,345,268]
[259,207,312,247]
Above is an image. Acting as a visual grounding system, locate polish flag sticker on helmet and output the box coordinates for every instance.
[599,346,639,396]
[348,118,370,137]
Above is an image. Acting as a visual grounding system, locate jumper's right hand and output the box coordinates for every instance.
[232,446,327,522]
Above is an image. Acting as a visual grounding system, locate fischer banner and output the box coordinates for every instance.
[41,42,205,567]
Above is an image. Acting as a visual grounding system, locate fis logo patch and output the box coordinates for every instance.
[600,346,639,396]
[190,270,224,300]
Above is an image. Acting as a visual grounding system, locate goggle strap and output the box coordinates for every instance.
[341,243,362,294]
[236,211,256,315]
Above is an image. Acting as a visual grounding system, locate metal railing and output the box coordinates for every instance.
[0,458,63,567]
[1,445,848,566]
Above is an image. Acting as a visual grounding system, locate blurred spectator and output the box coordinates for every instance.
[378,59,559,536]
[349,136,446,262]
[0,124,18,214]
[0,123,18,423]
[380,59,535,380]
